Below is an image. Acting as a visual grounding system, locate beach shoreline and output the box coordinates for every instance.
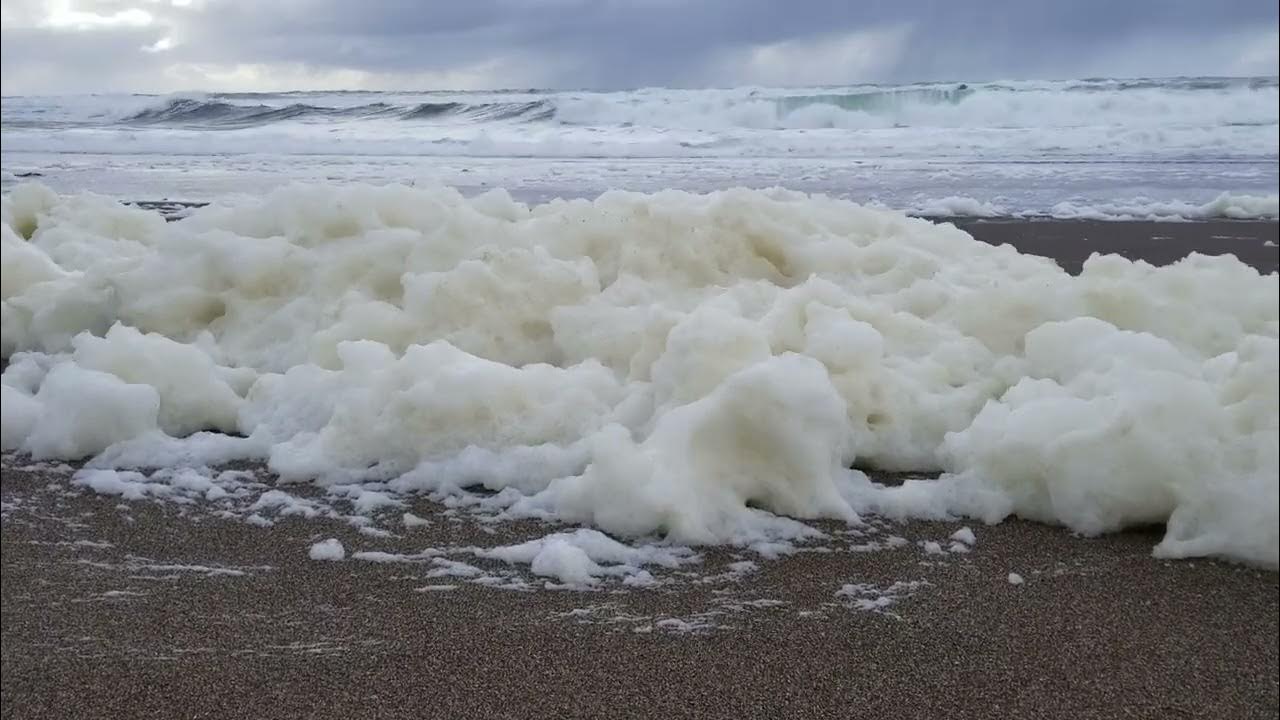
[1,218,1277,719]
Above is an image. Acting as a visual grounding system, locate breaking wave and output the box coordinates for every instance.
[400,100,556,122]
[75,76,1279,131]
[123,97,553,126]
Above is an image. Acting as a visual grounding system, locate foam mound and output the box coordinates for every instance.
[2,182,1276,567]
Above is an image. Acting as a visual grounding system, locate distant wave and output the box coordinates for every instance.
[400,100,555,122]
[122,96,557,127]
[774,87,975,114]
[9,76,1274,134]
[125,98,404,126]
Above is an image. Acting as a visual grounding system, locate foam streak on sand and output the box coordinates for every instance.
[1,182,1277,569]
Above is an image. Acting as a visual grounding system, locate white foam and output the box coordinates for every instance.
[909,196,1007,218]
[426,558,485,578]
[478,529,695,587]
[906,193,1279,220]
[2,183,1276,568]
[24,365,160,459]
[402,512,431,527]
[1048,193,1279,221]
[71,324,244,437]
[73,468,171,500]
[0,384,40,450]
[835,580,930,613]
[308,538,346,561]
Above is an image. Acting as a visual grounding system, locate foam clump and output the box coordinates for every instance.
[72,324,245,436]
[479,529,695,587]
[927,318,1280,567]
[309,539,346,561]
[523,353,858,544]
[1,182,1276,567]
[20,364,160,459]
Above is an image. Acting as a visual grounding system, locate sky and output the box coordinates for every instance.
[1,0,1277,93]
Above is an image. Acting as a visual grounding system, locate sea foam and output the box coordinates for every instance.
[2,182,1276,567]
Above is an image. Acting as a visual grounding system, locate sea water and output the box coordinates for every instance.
[2,77,1277,217]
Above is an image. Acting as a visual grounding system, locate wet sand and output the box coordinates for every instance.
[953,218,1279,275]
[2,219,1278,719]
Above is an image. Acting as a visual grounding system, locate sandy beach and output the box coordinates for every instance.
[2,219,1278,720]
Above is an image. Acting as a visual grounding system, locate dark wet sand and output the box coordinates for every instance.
[2,220,1278,720]
[954,218,1279,275]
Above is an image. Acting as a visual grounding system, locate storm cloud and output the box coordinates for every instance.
[1,0,1277,93]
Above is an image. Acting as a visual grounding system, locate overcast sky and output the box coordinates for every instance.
[2,0,1277,93]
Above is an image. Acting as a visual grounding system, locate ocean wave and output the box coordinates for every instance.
[554,83,1278,130]
[45,77,1277,132]
[121,96,559,127]
[124,98,405,126]
[401,100,556,122]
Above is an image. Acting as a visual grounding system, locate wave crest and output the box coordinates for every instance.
[125,97,557,127]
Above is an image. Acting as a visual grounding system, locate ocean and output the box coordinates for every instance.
[3,76,1278,218]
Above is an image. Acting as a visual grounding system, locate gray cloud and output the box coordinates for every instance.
[1,0,1276,93]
